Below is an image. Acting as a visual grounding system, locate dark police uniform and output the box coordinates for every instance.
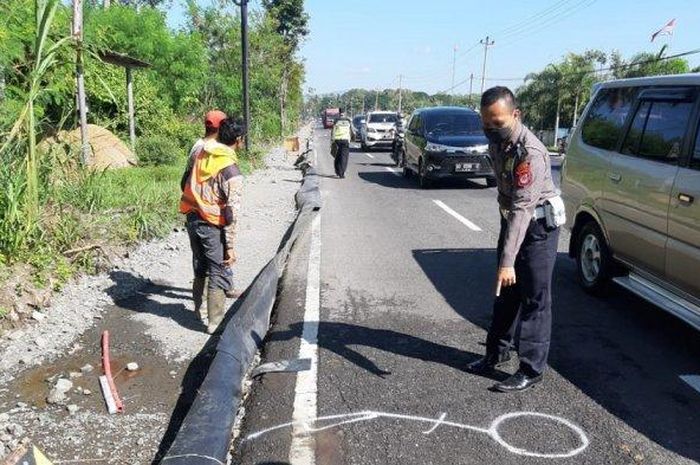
[487,122,559,377]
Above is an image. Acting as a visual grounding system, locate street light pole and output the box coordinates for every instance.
[397,74,403,114]
[233,0,250,152]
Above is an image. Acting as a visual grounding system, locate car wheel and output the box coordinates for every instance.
[401,152,411,177]
[486,177,497,188]
[418,159,432,189]
[576,221,613,295]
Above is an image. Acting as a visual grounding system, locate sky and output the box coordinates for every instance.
[168,0,700,96]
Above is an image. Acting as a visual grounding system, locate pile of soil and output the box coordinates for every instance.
[40,125,137,170]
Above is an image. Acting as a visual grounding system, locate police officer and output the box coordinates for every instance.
[331,108,352,178]
[466,86,562,393]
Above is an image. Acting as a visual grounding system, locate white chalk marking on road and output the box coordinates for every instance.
[432,199,482,232]
[680,375,700,395]
[384,167,401,177]
[288,214,322,465]
[364,152,375,159]
[161,453,224,465]
[246,410,589,459]
[422,412,447,434]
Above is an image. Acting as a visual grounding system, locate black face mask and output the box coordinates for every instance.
[484,125,513,144]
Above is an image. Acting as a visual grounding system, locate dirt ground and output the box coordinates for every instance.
[0,136,307,464]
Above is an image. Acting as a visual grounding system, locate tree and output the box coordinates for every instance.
[611,47,690,79]
[262,0,309,49]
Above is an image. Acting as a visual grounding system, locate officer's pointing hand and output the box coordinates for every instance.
[495,266,516,297]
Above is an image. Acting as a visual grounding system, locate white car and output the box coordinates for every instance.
[361,111,399,151]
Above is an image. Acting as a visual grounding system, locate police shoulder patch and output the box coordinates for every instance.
[515,161,532,188]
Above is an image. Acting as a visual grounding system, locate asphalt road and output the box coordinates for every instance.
[233,126,700,465]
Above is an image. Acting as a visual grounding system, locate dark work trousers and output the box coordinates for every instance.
[186,213,234,292]
[486,216,560,376]
[333,140,350,177]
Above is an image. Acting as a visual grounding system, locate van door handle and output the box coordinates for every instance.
[678,193,694,205]
[608,172,622,183]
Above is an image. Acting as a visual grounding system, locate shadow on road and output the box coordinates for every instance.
[268,322,509,382]
[412,247,700,462]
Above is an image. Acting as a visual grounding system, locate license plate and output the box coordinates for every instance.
[455,163,480,172]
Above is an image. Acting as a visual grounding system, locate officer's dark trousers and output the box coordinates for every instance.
[186,213,234,292]
[486,217,559,376]
[333,140,349,177]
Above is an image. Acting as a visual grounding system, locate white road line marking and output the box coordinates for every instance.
[680,375,700,395]
[364,152,375,159]
[384,167,401,177]
[289,214,322,465]
[432,200,482,232]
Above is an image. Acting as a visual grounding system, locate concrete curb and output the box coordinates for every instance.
[160,149,320,465]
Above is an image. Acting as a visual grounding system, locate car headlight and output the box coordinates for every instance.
[469,144,489,154]
[425,142,454,153]
[368,127,377,133]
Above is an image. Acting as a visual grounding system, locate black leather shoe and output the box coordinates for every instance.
[465,352,512,375]
[492,370,542,393]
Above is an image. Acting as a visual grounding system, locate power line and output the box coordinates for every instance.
[495,0,577,36]
[497,0,598,48]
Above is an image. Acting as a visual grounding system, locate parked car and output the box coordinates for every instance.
[361,111,399,150]
[352,115,365,142]
[562,74,700,329]
[401,106,495,188]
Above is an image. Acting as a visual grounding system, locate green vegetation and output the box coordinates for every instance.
[0,0,308,299]
[517,47,698,130]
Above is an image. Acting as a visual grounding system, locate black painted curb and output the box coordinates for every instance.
[160,154,320,465]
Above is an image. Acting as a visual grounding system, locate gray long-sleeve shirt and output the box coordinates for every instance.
[489,123,557,268]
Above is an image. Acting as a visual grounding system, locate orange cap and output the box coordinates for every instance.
[205,110,227,129]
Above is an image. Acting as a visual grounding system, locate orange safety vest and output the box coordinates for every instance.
[179,142,237,226]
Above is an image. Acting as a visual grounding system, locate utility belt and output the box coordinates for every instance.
[500,195,566,229]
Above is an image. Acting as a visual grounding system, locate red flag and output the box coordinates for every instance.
[651,18,676,42]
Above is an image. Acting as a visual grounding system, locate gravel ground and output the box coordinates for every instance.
[0,132,307,463]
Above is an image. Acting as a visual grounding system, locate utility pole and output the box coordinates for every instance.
[450,44,457,103]
[479,36,494,94]
[397,74,403,114]
[468,73,474,107]
[233,0,250,152]
[375,89,379,110]
[72,0,89,165]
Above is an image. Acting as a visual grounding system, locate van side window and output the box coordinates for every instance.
[621,99,693,163]
[692,122,700,170]
[581,87,638,150]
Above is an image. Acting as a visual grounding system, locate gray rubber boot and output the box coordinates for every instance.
[192,277,207,323]
[206,288,227,334]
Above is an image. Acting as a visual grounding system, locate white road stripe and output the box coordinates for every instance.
[364,152,375,159]
[384,167,401,177]
[680,375,700,395]
[432,200,482,232]
[289,214,322,465]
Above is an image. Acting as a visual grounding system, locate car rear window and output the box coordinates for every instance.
[622,99,693,163]
[581,87,639,150]
[424,112,482,135]
[369,113,398,123]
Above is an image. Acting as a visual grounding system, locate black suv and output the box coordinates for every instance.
[402,106,495,188]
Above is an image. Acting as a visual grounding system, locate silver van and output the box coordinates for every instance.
[562,74,700,329]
